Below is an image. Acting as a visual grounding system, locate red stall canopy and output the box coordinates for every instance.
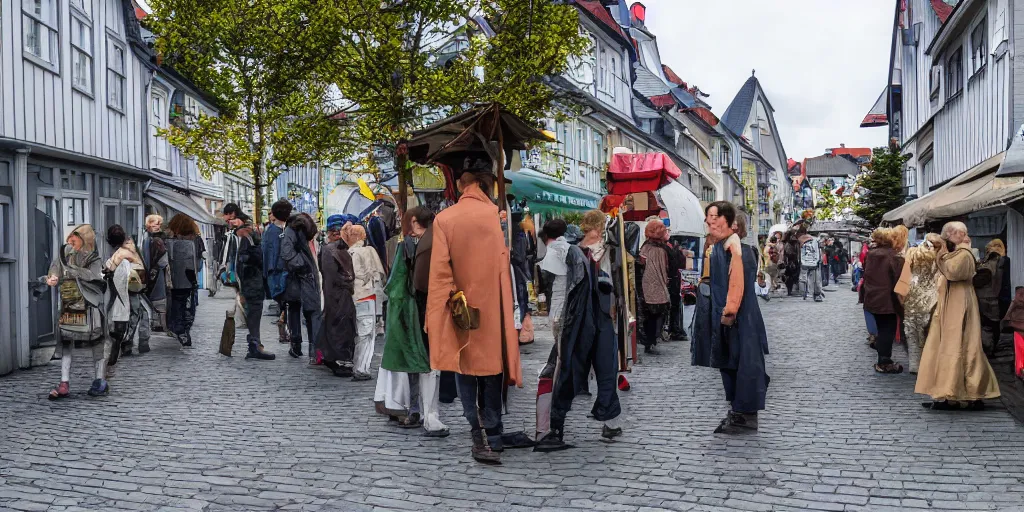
[606,153,682,195]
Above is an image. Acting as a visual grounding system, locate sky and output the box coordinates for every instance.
[639,0,893,162]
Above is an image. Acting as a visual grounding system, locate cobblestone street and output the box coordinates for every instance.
[3,280,1024,511]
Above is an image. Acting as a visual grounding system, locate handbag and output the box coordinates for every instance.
[449,290,480,331]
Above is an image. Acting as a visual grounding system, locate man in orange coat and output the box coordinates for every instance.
[426,167,523,464]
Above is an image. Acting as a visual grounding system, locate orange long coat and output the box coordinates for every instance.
[425,184,522,386]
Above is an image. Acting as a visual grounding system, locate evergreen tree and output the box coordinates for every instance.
[855,141,909,227]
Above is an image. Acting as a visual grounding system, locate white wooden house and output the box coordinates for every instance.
[871,0,1024,290]
[0,0,227,374]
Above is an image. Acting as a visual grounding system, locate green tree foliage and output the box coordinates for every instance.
[327,0,588,212]
[815,181,858,221]
[147,0,350,222]
[855,142,910,227]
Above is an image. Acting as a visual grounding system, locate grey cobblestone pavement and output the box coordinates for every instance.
[3,279,1024,511]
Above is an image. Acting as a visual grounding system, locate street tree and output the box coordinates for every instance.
[328,0,587,213]
[146,0,350,222]
[815,181,859,221]
[855,141,909,227]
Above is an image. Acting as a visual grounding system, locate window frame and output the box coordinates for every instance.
[150,88,170,171]
[970,17,988,76]
[945,45,964,100]
[70,11,94,96]
[106,34,128,113]
[22,0,60,72]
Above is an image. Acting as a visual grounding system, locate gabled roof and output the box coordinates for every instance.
[860,88,888,127]
[721,75,759,136]
[803,154,861,178]
[648,93,676,109]
[575,0,631,45]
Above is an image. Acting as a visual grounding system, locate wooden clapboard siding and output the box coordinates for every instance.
[1,0,148,169]
[931,4,1011,184]
[899,0,944,143]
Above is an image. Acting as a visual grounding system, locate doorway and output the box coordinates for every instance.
[28,194,58,349]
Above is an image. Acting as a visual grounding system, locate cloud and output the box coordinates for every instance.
[639,0,893,160]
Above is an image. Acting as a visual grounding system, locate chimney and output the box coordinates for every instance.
[630,2,646,26]
[840,143,846,148]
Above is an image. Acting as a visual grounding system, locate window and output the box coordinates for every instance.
[60,169,88,190]
[0,199,10,255]
[719,145,731,168]
[23,0,59,67]
[124,206,138,242]
[66,198,88,226]
[71,15,93,92]
[903,165,917,197]
[107,38,127,111]
[929,65,941,100]
[921,157,934,191]
[70,0,89,16]
[151,90,169,170]
[946,46,964,99]
[100,177,123,198]
[127,181,140,201]
[598,48,608,92]
[971,19,988,74]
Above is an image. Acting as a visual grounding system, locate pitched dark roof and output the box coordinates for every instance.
[721,75,758,135]
[803,154,861,178]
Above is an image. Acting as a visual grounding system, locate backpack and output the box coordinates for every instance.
[800,239,820,267]
[262,225,288,300]
[165,238,198,290]
[973,256,998,293]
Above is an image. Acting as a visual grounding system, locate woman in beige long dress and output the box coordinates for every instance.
[916,222,1000,410]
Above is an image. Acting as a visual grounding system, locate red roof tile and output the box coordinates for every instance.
[689,107,719,127]
[931,0,954,24]
[662,65,685,86]
[830,147,872,159]
[575,0,629,42]
[649,93,676,109]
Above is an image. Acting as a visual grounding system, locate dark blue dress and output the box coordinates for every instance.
[691,240,770,413]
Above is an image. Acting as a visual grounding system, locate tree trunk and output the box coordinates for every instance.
[253,157,264,225]
[396,149,409,217]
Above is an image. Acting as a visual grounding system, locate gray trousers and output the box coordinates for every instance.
[799,265,822,298]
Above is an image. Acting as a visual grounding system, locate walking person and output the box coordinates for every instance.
[141,214,168,342]
[976,239,1011,357]
[230,215,275,360]
[425,166,522,464]
[103,225,146,359]
[901,234,942,374]
[535,210,623,452]
[46,225,111,399]
[692,204,770,433]
[639,220,671,354]
[540,219,571,342]
[318,215,357,377]
[782,230,801,296]
[860,227,904,374]
[165,214,204,348]
[820,237,832,287]
[346,224,385,381]
[918,222,1001,409]
[763,234,781,294]
[280,212,322,361]
[263,201,292,346]
[798,226,823,301]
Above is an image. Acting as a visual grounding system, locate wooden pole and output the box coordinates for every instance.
[617,210,633,370]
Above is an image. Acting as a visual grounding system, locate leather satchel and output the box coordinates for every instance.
[449,291,480,331]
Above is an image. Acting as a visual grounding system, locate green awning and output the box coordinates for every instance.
[507,169,602,215]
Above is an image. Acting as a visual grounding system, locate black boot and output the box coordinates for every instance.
[137,340,150,354]
[714,411,758,434]
[471,430,501,464]
[534,427,572,452]
[288,341,303,358]
[245,336,276,360]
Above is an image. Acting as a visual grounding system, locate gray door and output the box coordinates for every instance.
[0,194,14,374]
[28,194,58,349]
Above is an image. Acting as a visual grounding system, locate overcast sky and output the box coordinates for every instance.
[640,0,893,161]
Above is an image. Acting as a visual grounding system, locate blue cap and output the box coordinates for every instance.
[326,214,347,230]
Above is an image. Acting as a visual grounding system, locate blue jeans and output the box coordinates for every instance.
[455,373,503,438]
[864,309,878,336]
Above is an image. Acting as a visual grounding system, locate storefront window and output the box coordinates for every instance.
[60,169,88,190]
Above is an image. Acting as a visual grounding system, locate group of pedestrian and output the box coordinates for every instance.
[45,212,207,399]
[41,158,774,462]
[859,221,1005,411]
